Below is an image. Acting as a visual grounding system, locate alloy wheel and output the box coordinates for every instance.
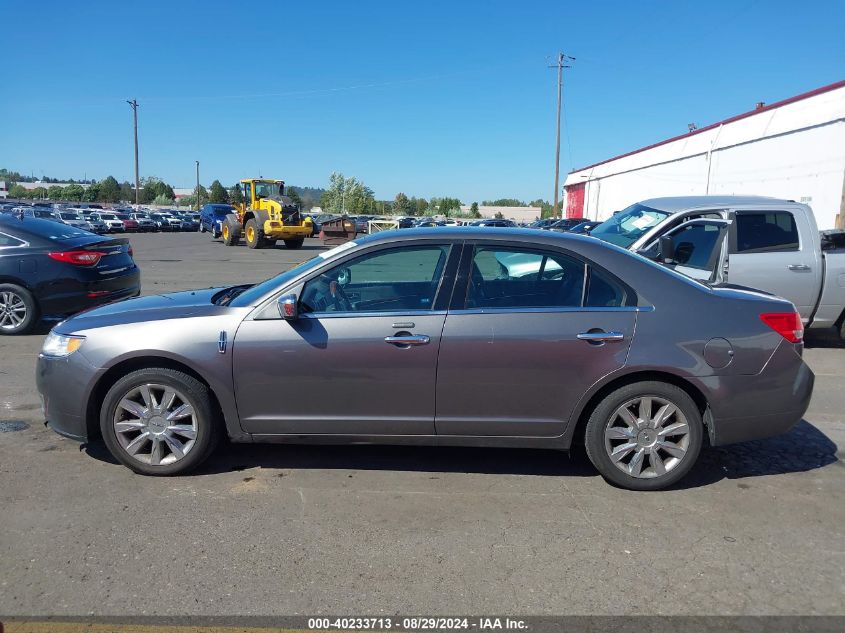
[603,396,691,479]
[112,383,198,466]
[0,291,27,331]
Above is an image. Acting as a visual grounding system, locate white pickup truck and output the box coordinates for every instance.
[587,195,845,342]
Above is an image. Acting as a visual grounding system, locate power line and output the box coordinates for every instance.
[549,53,574,217]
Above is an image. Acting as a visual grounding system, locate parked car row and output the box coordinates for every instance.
[0,202,201,234]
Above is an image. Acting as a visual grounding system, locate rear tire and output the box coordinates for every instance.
[0,283,38,335]
[584,381,703,491]
[284,238,304,249]
[222,219,240,246]
[100,368,220,476]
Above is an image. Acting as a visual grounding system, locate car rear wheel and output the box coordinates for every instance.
[585,381,703,491]
[0,284,38,335]
[100,368,220,475]
[284,238,304,249]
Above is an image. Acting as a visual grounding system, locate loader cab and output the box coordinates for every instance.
[251,180,285,203]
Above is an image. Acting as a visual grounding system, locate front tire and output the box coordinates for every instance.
[245,219,263,249]
[0,283,38,335]
[100,368,220,476]
[585,381,702,491]
[284,238,304,249]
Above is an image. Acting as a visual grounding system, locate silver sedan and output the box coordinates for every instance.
[36,228,814,490]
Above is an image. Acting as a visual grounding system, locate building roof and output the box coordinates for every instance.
[566,79,845,180]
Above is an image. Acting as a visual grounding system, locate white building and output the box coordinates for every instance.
[564,80,845,229]
[0,181,7,199]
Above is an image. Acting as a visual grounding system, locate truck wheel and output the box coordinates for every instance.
[245,219,263,249]
[284,238,304,249]
[262,238,277,248]
[222,219,240,246]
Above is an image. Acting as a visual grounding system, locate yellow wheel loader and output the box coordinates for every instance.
[221,179,312,249]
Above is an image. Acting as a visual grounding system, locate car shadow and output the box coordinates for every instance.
[84,420,839,488]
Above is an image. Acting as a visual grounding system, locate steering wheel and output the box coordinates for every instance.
[330,280,354,312]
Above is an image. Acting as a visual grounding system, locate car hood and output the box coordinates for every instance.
[55,287,237,333]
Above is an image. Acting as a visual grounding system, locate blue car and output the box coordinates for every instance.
[199,204,235,237]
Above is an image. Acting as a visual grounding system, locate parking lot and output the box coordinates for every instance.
[1,231,844,616]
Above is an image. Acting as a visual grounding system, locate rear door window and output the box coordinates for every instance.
[0,232,25,248]
[466,246,586,309]
[734,211,799,253]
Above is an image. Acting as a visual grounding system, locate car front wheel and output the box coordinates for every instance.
[585,381,703,491]
[100,368,220,475]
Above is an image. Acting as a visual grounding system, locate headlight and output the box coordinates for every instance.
[42,332,85,357]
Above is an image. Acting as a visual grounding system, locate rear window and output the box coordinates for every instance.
[0,217,89,241]
[735,211,799,253]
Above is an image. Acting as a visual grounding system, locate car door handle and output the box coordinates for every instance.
[384,335,430,346]
[787,264,811,272]
[577,331,624,342]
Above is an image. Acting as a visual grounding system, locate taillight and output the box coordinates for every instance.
[48,250,105,266]
[760,312,804,343]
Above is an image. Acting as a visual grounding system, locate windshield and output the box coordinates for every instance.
[589,203,671,248]
[229,241,359,307]
[254,181,282,199]
[100,214,117,220]
[60,213,78,220]
[211,207,231,218]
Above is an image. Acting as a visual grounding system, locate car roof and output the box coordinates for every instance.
[637,195,794,212]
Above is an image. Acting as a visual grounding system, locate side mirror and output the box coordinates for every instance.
[658,236,676,264]
[277,294,298,321]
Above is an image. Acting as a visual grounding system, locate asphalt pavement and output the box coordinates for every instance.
[0,231,843,617]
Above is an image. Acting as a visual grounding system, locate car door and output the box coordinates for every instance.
[726,208,822,318]
[232,242,459,436]
[435,242,637,437]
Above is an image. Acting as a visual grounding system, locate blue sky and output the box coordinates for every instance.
[2,0,843,202]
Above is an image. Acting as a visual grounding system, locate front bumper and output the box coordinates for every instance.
[37,350,103,442]
[699,341,815,446]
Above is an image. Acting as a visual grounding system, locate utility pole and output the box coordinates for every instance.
[549,53,574,217]
[126,99,140,206]
[195,161,200,211]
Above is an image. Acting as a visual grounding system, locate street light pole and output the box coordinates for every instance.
[126,99,140,206]
[195,161,200,211]
[549,53,574,218]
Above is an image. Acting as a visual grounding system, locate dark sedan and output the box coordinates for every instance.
[37,228,812,490]
[546,217,588,232]
[0,215,140,334]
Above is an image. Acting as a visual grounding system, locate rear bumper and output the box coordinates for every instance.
[38,268,141,316]
[696,341,815,446]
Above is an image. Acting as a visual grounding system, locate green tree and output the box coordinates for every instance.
[393,192,411,215]
[47,185,64,200]
[483,198,525,207]
[119,181,134,202]
[63,184,85,201]
[437,197,462,217]
[194,184,208,210]
[470,202,480,218]
[494,211,505,219]
[529,198,554,218]
[287,189,302,207]
[98,176,121,203]
[8,183,28,198]
[208,180,229,204]
[230,183,244,205]
[82,182,100,202]
[153,194,174,206]
[30,186,48,199]
[320,172,376,214]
